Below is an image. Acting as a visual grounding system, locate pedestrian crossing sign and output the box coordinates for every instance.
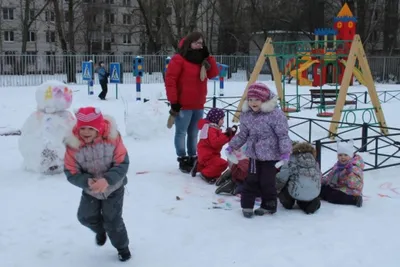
[82,61,93,81]
[110,62,123,83]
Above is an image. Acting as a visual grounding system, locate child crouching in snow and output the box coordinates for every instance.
[191,108,237,184]
[276,142,322,214]
[228,82,292,218]
[320,140,364,207]
[64,107,131,262]
[215,157,249,195]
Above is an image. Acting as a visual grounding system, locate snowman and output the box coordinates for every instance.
[18,80,76,174]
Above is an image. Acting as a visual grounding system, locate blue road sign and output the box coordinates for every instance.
[110,62,123,83]
[82,61,93,81]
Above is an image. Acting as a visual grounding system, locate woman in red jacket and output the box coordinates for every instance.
[165,32,219,173]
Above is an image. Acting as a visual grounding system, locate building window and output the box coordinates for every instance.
[123,14,131,25]
[93,15,97,23]
[106,12,115,24]
[105,0,114,4]
[29,10,35,21]
[45,10,55,22]
[123,0,131,5]
[123,34,131,44]
[4,31,14,42]
[28,32,36,42]
[3,8,14,20]
[4,51,16,65]
[46,31,56,42]
[64,11,69,22]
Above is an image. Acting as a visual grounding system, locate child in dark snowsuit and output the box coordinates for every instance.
[191,108,236,184]
[276,142,322,214]
[64,107,131,262]
[321,140,364,207]
[228,82,292,218]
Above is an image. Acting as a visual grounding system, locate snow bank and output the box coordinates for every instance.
[125,98,170,139]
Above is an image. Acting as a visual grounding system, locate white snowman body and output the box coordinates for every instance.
[18,80,76,174]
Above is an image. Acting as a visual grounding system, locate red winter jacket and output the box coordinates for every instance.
[197,119,232,163]
[165,54,219,110]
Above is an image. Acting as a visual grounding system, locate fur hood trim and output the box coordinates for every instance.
[292,142,316,157]
[64,115,119,149]
[242,95,278,113]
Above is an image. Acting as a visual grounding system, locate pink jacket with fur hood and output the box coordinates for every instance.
[64,115,129,200]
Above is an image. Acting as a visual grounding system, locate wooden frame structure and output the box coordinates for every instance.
[232,34,388,138]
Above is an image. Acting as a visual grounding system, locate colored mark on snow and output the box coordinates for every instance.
[379,182,400,195]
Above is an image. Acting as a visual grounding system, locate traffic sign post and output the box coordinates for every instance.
[109,62,123,99]
[133,56,144,101]
[82,61,94,95]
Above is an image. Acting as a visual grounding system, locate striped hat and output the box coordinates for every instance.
[75,107,105,133]
[247,82,271,102]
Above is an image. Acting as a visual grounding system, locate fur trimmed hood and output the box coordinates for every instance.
[241,93,278,113]
[64,115,119,149]
[292,142,316,158]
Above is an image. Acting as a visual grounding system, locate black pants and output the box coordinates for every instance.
[98,80,108,99]
[320,185,360,206]
[77,186,129,250]
[278,186,321,214]
[241,160,277,209]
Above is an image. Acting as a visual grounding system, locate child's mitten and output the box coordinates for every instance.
[275,153,290,169]
[225,125,237,137]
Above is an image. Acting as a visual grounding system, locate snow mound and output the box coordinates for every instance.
[36,80,73,113]
[125,98,169,139]
[18,111,76,174]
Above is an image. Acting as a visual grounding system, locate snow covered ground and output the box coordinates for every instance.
[1,80,400,267]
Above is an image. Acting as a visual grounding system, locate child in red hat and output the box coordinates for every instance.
[191,108,237,184]
[64,107,131,262]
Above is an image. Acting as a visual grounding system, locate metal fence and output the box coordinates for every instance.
[2,54,400,87]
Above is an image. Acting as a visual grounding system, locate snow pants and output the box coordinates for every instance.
[77,186,129,250]
[241,159,278,209]
[198,156,228,179]
[320,185,360,206]
[278,185,321,214]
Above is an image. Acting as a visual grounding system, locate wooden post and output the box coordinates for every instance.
[232,38,271,123]
[355,35,388,135]
[328,34,388,138]
[328,35,358,138]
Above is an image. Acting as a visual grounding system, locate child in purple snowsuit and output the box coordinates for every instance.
[228,82,292,218]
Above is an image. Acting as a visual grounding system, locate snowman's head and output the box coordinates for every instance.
[36,80,73,113]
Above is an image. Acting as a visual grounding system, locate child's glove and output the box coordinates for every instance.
[225,146,234,154]
[225,125,237,137]
[275,153,290,169]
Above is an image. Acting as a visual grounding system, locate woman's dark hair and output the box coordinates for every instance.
[179,31,205,57]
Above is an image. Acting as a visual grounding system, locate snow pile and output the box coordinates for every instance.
[18,80,76,174]
[124,97,170,139]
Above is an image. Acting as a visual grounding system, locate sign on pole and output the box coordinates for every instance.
[110,62,123,83]
[82,61,93,81]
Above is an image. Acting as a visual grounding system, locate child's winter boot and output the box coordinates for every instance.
[255,200,277,216]
[242,208,254,218]
[95,232,107,246]
[118,247,131,262]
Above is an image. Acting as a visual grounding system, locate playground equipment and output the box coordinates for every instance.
[232,3,388,138]
[284,3,366,87]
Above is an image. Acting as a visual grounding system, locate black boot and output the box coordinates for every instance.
[200,173,217,184]
[95,232,107,246]
[188,156,197,167]
[355,196,363,207]
[255,199,277,216]
[117,247,131,262]
[215,169,232,186]
[215,180,236,195]
[177,157,192,173]
[190,159,198,177]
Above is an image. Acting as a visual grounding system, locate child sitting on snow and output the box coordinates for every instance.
[215,157,249,195]
[191,108,237,184]
[64,107,131,262]
[276,141,322,214]
[320,140,364,207]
